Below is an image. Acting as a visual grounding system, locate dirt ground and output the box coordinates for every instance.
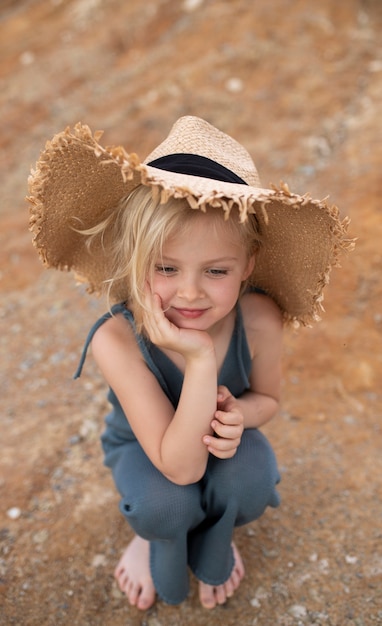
[1,1,382,624]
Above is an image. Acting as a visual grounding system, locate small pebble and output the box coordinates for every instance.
[261,547,279,558]
[254,586,268,600]
[20,51,35,66]
[147,617,163,626]
[32,529,49,544]
[69,434,82,445]
[7,507,21,520]
[111,583,124,599]
[318,558,330,573]
[345,554,358,564]
[92,554,107,567]
[183,0,204,10]
[289,604,307,619]
[225,77,243,93]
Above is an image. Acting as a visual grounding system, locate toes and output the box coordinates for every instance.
[228,566,242,592]
[115,575,154,610]
[137,588,156,610]
[231,542,245,578]
[199,582,229,608]
[114,563,124,580]
[200,595,216,609]
[198,543,246,609]
[115,569,128,593]
[223,578,235,598]
[199,583,217,609]
[214,584,227,605]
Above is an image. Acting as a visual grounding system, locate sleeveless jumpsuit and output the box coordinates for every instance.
[75,302,280,605]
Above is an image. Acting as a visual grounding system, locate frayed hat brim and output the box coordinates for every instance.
[27,119,355,325]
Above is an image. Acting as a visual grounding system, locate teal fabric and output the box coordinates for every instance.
[76,303,280,604]
[75,302,252,434]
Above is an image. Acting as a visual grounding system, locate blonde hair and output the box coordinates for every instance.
[84,185,261,332]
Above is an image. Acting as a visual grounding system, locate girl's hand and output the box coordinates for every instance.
[143,285,214,359]
[203,385,244,458]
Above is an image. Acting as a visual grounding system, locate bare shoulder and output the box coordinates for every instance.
[240,291,283,332]
[91,311,142,367]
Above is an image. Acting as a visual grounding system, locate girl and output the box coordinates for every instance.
[77,188,282,609]
[28,116,353,610]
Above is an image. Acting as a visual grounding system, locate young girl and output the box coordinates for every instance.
[28,116,353,610]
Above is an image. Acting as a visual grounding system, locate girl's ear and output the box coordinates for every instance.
[242,254,256,281]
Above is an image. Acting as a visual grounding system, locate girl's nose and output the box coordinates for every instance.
[177,274,203,300]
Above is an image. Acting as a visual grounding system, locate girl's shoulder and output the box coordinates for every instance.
[239,290,283,335]
[91,307,141,361]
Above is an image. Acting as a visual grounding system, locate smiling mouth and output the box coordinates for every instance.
[173,308,207,319]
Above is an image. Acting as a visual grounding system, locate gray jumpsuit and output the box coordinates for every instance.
[75,303,280,604]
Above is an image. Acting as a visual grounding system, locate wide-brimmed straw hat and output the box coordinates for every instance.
[27,115,354,325]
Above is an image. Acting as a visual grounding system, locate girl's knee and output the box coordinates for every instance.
[233,441,281,521]
[204,430,280,522]
[119,482,203,540]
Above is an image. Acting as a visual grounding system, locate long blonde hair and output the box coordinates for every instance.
[82,185,261,331]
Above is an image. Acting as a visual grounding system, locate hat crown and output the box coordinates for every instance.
[144,116,261,187]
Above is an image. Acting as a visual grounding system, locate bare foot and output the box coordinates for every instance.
[198,542,245,609]
[114,535,156,610]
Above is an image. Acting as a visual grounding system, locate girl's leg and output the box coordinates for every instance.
[104,435,206,605]
[188,429,280,605]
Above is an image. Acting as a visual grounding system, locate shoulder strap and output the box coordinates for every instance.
[73,303,127,379]
[74,305,171,398]
[218,303,251,393]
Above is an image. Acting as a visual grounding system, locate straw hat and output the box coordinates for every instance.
[27,116,354,325]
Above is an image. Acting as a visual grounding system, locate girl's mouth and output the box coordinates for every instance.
[173,308,207,319]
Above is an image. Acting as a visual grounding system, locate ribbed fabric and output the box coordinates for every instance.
[76,304,280,604]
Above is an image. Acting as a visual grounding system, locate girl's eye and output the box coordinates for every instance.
[155,265,176,275]
[207,268,229,277]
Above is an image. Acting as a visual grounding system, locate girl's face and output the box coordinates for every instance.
[150,213,255,334]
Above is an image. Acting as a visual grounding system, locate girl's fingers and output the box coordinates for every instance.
[211,420,242,440]
[214,410,243,427]
[203,431,241,449]
[203,435,241,458]
[143,290,172,340]
[217,385,230,400]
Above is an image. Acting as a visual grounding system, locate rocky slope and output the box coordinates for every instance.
[1,1,382,624]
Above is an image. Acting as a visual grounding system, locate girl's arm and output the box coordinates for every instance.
[200,293,282,459]
[236,291,283,429]
[91,302,218,486]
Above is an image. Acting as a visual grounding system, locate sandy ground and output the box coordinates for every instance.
[1,1,382,624]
